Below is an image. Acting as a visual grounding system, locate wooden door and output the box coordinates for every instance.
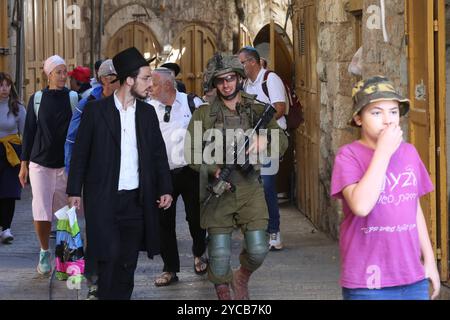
[24,0,77,103]
[293,1,320,224]
[168,25,216,96]
[406,0,448,280]
[273,23,296,196]
[253,22,295,196]
[0,0,8,73]
[107,22,160,63]
[107,22,161,63]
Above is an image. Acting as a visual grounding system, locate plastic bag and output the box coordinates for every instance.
[54,206,85,281]
[348,46,363,76]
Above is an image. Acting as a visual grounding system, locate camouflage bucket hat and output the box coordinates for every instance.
[350,75,410,126]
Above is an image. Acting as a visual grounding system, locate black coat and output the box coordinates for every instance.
[66,95,172,261]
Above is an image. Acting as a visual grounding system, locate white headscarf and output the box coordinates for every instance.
[43,55,66,76]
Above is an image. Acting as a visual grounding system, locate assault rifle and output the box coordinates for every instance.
[202,100,277,208]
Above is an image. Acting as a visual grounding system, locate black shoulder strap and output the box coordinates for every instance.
[261,70,273,102]
[187,93,202,114]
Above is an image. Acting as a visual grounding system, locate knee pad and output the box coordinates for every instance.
[208,233,232,277]
[245,230,268,268]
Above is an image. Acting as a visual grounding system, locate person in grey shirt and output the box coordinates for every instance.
[0,72,26,244]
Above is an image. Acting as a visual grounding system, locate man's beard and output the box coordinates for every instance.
[130,84,147,100]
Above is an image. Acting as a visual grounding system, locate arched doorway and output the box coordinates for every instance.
[166,25,216,96]
[253,23,294,88]
[107,22,160,63]
[254,23,295,200]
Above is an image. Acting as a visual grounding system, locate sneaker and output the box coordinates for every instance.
[86,285,98,300]
[269,232,283,251]
[0,229,14,244]
[37,250,52,275]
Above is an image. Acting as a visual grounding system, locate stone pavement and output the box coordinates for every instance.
[1,186,448,300]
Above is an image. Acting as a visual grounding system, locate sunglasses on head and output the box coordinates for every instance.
[213,74,237,87]
[164,105,172,122]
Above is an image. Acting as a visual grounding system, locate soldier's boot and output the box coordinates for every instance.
[215,284,232,300]
[231,266,252,300]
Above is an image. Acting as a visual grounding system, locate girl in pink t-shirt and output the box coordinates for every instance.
[331,76,440,300]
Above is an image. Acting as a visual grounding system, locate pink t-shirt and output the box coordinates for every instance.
[331,141,433,289]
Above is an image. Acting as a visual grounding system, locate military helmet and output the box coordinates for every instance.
[204,53,245,90]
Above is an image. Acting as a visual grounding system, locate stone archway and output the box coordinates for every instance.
[106,22,161,63]
[253,23,294,84]
[102,4,164,59]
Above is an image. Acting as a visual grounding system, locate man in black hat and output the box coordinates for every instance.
[160,62,187,93]
[67,47,173,300]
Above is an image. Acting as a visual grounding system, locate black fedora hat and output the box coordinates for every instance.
[112,47,155,83]
[160,62,181,76]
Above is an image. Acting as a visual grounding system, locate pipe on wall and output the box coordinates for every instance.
[12,0,23,98]
[90,0,96,70]
[380,0,389,43]
[98,0,104,60]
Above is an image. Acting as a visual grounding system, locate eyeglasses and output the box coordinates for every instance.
[240,58,253,65]
[164,105,172,122]
[213,74,237,87]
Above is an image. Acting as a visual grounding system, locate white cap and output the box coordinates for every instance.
[43,55,66,76]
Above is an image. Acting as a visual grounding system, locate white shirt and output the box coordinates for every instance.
[114,92,139,191]
[243,68,287,130]
[148,91,202,170]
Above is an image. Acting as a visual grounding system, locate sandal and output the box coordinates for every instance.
[154,272,179,287]
[194,256,208,275]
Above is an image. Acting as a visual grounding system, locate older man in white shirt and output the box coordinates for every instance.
[239,46,286,251]
[148,68,208,287]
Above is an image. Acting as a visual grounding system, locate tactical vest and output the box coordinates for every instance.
[204,94,261,183]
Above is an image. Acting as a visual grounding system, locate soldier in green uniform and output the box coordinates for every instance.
[185,53,288,300]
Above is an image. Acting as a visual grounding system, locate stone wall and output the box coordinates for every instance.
[239,0,293,44]
[76,0,294,66]
[77,0,240,66]
[362,0,408,102]
[4,0,17,78]
[316,0,358,239]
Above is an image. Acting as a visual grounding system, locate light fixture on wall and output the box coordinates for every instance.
[132,13,147,22]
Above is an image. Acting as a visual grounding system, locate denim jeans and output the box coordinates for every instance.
[261,161,280,234]
[342,279,430,300]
